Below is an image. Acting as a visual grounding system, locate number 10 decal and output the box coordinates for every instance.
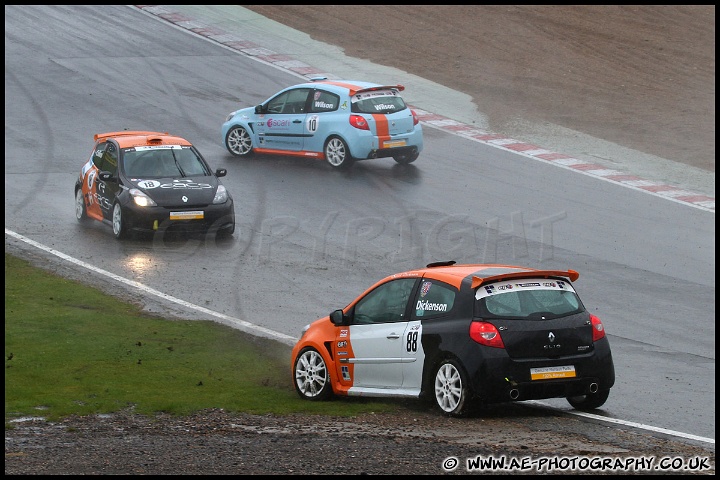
[306,115,319,133]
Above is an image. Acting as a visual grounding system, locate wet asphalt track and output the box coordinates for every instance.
[4,5,714,446]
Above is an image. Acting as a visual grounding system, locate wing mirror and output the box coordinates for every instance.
[215,168,227,177]
[329,309,347,326]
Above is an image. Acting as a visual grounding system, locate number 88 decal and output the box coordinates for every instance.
[406,330,419,353]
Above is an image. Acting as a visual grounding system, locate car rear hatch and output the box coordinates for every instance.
[475,277,594,359]
[493,312,594,359]
[352,86,417,138]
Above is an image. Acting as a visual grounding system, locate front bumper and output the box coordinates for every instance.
[122,199,235,234]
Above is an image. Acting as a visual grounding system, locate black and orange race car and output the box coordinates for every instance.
[74,131,235,239]
[291,262,615,416]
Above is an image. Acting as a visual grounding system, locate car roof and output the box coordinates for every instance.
[94,131,192,149]
[296,78,406,97]
[400,263,580,290]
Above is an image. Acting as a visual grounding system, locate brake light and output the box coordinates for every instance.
[590,314,606,341]
[469,321,505,348]
[349,115,369,130]
[411,109,419,126]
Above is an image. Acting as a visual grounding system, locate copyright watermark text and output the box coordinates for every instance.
[441,455,713,473]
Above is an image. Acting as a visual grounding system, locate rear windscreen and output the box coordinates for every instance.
[351,89,407,114]
[475,279,584,319]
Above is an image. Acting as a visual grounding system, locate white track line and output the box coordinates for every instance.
[526,400,714,445]
[5,229,296,346]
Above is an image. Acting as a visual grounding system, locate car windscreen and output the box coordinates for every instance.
[474,278,584,320]
[122,146,210,178]
[351,89,407,114]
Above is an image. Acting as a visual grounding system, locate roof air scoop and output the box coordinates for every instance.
[426,260,456,268]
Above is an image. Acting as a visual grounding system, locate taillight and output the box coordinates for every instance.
[590,314,606,341]
[411,109,419,126]
[349,115,369,130]
[469,321,505,348]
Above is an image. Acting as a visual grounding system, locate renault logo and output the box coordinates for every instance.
[182,196,188,203]
[544,331,561,350]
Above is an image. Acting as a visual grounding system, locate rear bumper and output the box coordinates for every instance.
[350,127,424,160]
[464,340,615,404]
[364,145,420,160]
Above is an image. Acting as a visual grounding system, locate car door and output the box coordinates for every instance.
[399,320,424,392]
[254,88,310,152]
[303,88,343,153]
[342,278,418,389]
[402,279,458,390]
[80,140,119,222]
[93,141,121,221]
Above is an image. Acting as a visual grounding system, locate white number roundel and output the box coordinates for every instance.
[306,115,319,133]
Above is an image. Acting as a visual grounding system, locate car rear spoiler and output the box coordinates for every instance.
[471,269,580,289]
[314,80,405,97]
[94,131,169,141]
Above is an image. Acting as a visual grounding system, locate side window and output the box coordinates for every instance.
[309,90,339,113]
[352,278,417,325]
[103,142,118,175]
[92,142,109,169]
[266,88,310,114]
[414,280,456,318]
[92,141,118,175]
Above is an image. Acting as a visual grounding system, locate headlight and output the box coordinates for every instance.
[213,184,228,204]
[225,111,238,122]
[129,188,156,207]
[298,324,310,340]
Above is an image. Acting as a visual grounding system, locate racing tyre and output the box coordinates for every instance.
[433,359,470,417]
[225,125,254,156]
[567,389,610,411]
[75,188,90,224]
[215,221,235,239]
[112,202,128,240]
[324,136,354,169]
[293,347,332,401]
[393,149,419,165]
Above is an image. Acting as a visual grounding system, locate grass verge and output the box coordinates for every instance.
[5,252,399,425]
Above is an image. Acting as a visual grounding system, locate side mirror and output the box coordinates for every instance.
[98,171,114,181]
[254,104,264,114]
[329,309,347,326]
[215,168,227,177]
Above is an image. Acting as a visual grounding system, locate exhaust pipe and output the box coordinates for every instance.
[589,383,599,393]
[509,389,520,400]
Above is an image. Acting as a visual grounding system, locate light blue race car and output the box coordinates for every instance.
[221,78,423,169]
